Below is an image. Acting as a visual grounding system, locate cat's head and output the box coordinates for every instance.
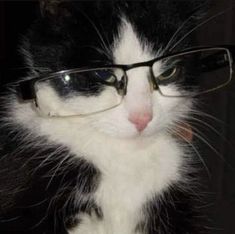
[18,0,207,140]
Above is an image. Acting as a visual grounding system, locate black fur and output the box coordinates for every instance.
[0,121,101,234]
[140,188,208,234]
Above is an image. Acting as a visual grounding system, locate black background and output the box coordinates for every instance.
[0,1,235,234]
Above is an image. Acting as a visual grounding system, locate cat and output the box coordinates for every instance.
[0,0,212,234]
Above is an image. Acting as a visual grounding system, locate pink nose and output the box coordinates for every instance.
[128,113,153,132]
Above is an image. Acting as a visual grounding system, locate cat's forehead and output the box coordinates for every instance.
[113,19,154,65]
[70,0,203,62]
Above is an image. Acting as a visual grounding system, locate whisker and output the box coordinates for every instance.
[29,148,64,175]
[170,128,211,177]
[187,117,229,145]
[46,154,71,190]
[99,22,112,52]
[175,123,225,163]
[188,109,226,124]
[169,6,235,52]
[0,216,21,223]
[163,2,208,53]
[77,9,112,60]
[21,198,48,208]
[29,212,48,230]
[186,116,222,135]
[6,66,50,71]
[78,45,112,60]
[185,118,235,169]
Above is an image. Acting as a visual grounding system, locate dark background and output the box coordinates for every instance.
[0,1,235,234]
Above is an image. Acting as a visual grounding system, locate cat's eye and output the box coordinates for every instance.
[32,67,126,117]
[93,70,117,83]
[158,67,178,81]
[151,48,233,97]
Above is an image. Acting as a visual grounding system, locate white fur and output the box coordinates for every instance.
[10,19,193,234]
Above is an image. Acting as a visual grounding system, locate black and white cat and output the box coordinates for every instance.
[0,1,211,234]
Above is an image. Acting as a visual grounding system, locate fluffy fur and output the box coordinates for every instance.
[0,1,209,234]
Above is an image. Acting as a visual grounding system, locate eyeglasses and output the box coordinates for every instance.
[18,46,234,117]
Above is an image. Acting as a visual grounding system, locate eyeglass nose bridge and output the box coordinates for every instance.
[116,73,128,96]
[148,68,160,92]
[115,64,160,96]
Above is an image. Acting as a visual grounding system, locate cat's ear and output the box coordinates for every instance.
[39,0,72,19]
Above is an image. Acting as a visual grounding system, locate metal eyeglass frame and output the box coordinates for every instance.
[18,45,235,117]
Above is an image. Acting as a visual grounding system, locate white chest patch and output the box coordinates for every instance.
[68,135,184,234]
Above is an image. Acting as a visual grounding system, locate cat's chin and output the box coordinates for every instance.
[97,126,164,141]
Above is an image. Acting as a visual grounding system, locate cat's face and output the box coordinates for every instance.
[21,1,203,139]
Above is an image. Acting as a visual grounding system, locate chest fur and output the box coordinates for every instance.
[69,135,184,234]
